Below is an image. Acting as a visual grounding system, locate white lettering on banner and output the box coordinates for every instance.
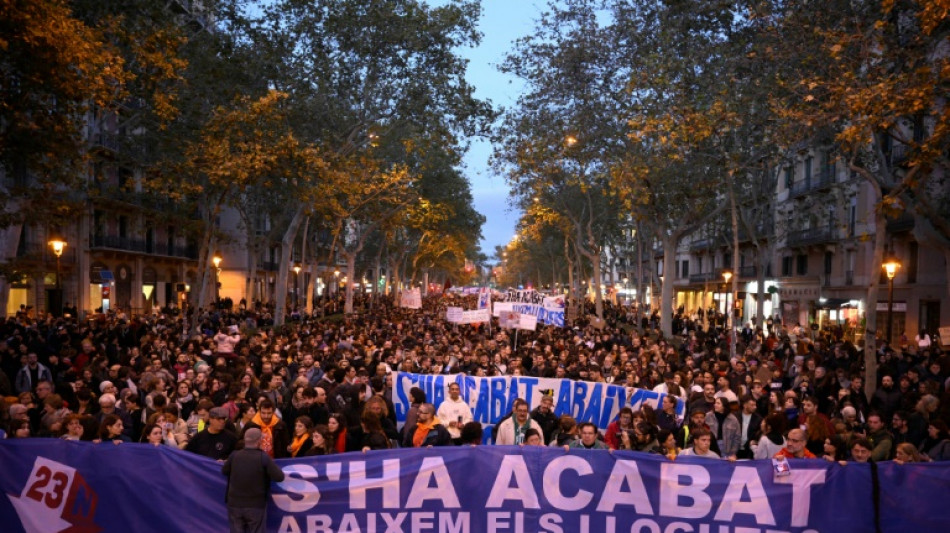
[775,469,827,527]
[274,465,321,512]
[659,463,713,519]
[348,459,401,509]
[406,457,461,509]
[542,456,594,511]
[713,467,776,525]
[596,460,654,514]
[485,456,541,509]
[278,512,472,533]
[270,457,827,530]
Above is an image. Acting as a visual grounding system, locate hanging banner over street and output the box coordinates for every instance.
[2,440,948,533]
[393,372,685,440]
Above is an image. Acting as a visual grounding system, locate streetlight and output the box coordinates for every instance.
[882,255,901,345]
[293,264,302,309]
[722,269,733,331]
[212,252,222,303]
[49,236,66,316]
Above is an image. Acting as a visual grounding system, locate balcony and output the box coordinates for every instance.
[15,240,78,264]
[786,226,837,247]
[738,266,757,279]
[688,272,722,284]
[689,237,725,252]
[885,212,914,233]
[789,172,835,198]
[90,234,198,260]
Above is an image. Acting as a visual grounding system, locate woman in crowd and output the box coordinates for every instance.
[97,414,130,444]
[327,412,348,454]
[304,425,334,456]
[61,413,88,441]
[706,397,741,460]
[288,415,314,457]
[235,403,257,434]
[658,428,681,459]
[140,423,175,447]
[822,435,849,462]
[752,413,787,459]
[894,442,926,464]
[9,419,32,439]
[356,411,391,452]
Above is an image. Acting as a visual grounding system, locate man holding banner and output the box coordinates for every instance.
[436,382,474,443]
[495,399,544,445]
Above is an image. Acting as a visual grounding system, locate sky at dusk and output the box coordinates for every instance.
[430,1,550,257]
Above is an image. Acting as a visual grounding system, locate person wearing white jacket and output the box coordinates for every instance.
[495,399,544,445]
[436,382,474,440]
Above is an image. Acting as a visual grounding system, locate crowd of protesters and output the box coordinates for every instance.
[2,292,949,468]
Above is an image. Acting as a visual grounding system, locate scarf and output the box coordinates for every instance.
[412,417,439,448]
[289,433,309,457]
[513,418,531,445]
[251,412,280,457]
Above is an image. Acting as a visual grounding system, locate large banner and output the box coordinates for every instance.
[2,440,949,533]
[393,372,686,440]
[494,289,566,327]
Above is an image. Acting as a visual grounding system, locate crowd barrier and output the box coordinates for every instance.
[2,440,949,533]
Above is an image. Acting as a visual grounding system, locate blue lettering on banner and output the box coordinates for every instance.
[473,379,490,424]
[1,440,946,533]
[554,381,572,417]
[490,378,508,422]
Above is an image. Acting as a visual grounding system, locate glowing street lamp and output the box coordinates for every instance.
[293,264,302,309]
[211,252,222,301]
[49,236,66,316]
[882,255,901,344]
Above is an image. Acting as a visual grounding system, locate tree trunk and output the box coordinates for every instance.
[863,207,887,398]
[660,234,679,337]
[344,251,356,314]
[728,173,740,360]
[273,209,306,326]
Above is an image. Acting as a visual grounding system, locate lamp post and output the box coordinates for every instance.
[212,252,222,304]
[882,255,901,345]
[49,237,66,316]
[293,264,302,309]
[722,269,733,334]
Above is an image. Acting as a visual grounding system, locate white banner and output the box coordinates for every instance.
[447,308,491,324]
[400,288,422,309]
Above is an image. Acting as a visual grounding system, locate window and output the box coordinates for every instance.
[784,167,793,189]
[804,156,812,185]
[824,251,833,275]
[848,196,858,237]
[822,151,835,181]
[796,254,808,275]
[119,216,128,239]
[681,260,689,278]
[782,256,793,277]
